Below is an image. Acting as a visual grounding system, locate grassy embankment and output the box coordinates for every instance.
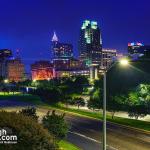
[58,140,80,150]
[0,93,149,131]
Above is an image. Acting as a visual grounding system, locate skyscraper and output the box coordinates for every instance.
[51,32,73,69]
[79,20,102,66]
[0,49,12,78]
[101,49,117,70]
[6,57,25,82]
[51,32,73,59]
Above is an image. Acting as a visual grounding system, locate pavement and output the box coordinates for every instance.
[2,107,150,150]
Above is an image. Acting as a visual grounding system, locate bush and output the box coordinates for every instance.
[19,107,39,121]
[0,111,57,150]
[32,88,62,104]
[42,110,69,140]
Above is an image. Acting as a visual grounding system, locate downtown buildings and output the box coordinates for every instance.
[31,61,54,81]
[79,20,102,66]
[0,49,25,82]
[31,20,117,80]
[128,42,150,59]
[6,58,25,82]
[0,49,12,78]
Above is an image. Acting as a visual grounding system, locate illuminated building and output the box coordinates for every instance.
[31,61,54,81]
[53,58,84,70]
[55,69,89,78]
[100,49,117,70]
[51,32,74,69]
[6,58,25,82]
[51,32,73,59]
[128,42,150,58]
[0,49,12,78]
[79,20,102,66]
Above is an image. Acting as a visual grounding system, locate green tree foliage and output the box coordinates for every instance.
[19,107,39,121]
[73,97,85,109]
[42,110,68,140]
[107,96,126,119]
[88,89,102,110]
[127,84,150,119]
[0,111,57,150]
[107,60,150,97]
[63,96,74,108]
[32,88,62,104]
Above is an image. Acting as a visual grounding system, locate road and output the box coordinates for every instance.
[37,107,150,150]
[2,107,150,150]
[65,114,150,150]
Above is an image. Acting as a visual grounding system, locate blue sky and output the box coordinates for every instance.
[0,0,150,72]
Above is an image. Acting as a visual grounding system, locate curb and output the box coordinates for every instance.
[39,105,150,135]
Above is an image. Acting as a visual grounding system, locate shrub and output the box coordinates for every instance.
[0,111,57,150]
[42,110,69,140]
[19,107,39,121]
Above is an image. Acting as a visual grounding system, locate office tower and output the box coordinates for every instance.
[51,32,73,69]
[51,32,73,59]
[0,49,12,78]
[101,49,117,70]
[31,61,54,81]
[6,58,25,82]
[79,20,102,66]
[128,42,150,58]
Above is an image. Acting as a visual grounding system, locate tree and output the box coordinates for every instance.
[73,76,89,94]
[19,107,39,121]
[42,110,69,140]
[63,96,74,108]
[88,89,102,110]
[107,96,125,119]
[107,60,150,97]
[127,84,150,119]
[0,111,57,150]
[73,97,85,109]
[32,87,62,104]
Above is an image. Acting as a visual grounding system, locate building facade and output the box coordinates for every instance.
[55,69,89,78]
[79,20,102,66]
[100,49,117,70]
[51,32,73,59]
[128,42,150,58]
[51,32,74,70]
[0,49,12,78]
[31,61,54,81]
[6,58,25,82]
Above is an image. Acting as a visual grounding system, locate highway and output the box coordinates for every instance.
[2,107,150,150]
[64,114,150,150]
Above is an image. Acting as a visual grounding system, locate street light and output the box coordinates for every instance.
[4,79,9,84]
[103,59,129,150]
[120,59,129,66]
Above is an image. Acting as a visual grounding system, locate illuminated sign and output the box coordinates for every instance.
[128,42,144,46]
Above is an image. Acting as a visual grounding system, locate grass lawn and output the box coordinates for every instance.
[0,92,44,105]
[58,140,80,150]
[50,105,150,131]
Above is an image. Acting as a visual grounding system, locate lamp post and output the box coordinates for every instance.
[102,59,129,150]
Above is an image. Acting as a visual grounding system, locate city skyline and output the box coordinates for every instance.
[0,0,150,72]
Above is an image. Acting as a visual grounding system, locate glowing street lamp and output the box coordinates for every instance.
[4,79,9,84]
[103,58,129,150]
[120,59,129,66]
[33,79,36,83]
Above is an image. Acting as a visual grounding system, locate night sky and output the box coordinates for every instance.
[0,0,150,72]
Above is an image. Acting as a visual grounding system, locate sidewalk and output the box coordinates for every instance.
[68,105,150,122]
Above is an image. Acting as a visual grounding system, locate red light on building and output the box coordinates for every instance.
[31,61,54,81]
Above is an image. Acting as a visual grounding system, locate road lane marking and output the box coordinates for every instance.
[68,131,118,150]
